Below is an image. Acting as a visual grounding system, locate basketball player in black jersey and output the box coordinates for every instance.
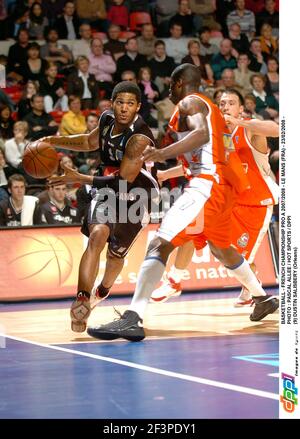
[43,82,159,332]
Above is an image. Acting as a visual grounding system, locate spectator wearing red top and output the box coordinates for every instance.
[107,0,129,30]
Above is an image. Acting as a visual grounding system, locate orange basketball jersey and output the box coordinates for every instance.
[232,125,279,206]
[169,93,249,194]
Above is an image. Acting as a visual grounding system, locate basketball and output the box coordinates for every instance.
[22,140,59,178]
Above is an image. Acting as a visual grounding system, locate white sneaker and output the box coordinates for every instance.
[150,276,182,303]
[234,287,254,308]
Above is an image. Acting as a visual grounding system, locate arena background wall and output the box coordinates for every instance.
[0,225,277,301]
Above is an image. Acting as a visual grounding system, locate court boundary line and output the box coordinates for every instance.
[1,333,278,401]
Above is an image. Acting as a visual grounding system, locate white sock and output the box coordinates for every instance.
[128,257,166,319]
[226,259,266,297]
[168,265,185,283]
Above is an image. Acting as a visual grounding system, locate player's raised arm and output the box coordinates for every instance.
[41,126,100,152]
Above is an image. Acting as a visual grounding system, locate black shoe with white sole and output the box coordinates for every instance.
[87,310,145,342]
[250,295,279,321]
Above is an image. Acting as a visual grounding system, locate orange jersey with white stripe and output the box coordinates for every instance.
[232,125,279,206]
[168,93,229,177]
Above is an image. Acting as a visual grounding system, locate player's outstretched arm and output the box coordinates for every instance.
[41,127,100,152]
[224,115,279,137]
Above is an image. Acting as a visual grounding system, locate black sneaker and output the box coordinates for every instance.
[87,310,145,342]
[250,295,279,321]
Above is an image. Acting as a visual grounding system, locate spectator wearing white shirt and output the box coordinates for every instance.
[55,1,80,40]
[4,122,29,169]
[72,23,92,60]
[162,23,189,66]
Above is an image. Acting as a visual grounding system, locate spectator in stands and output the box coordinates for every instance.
[250,72,279,120]
[0,150,15,202]
[169,0,197,37]
[107,0,129,30]
[210,38,237,81]
[138,66,160,106]
[155,0,177,37]
[34,181,80,225]
[59,95,87,136]
[265,55,279,102]
[233,52,255,95]
[226,0,256,40]
[67,56,99,110]
[190,0,220,30]
[72,23,93,60]
[248,38,268,74]
[88,38,116,99]
[243,93,263,119]
[163,22,189,65]
[218,68,244,95]
[18,42,47,84]
[256,0,279,37]
[137,23,157,60]
[7,29,30,81]
[0,104,14,141]
[198,26,219,62]
[40,27,73,74]
[4,121,28,169]
[42,0,65,27]
[4,7,30,39]
[23,93,58,140]
[0,174,39,227]
[115,37,148,82]
[103,24,125,61]
[149,40,176,98]
[28,2,49,40]
[259,23,278,58]
[55,1,80,39]
[39,62,69,113]
[215,0,235,32]
[227,22,250,54]
[181,39,214,85]
[17,80,39,120]
[75,0,107,32]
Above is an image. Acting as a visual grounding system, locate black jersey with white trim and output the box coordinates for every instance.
[97,110,157,191]
[98,110,154,166]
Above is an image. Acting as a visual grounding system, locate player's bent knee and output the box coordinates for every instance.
[88,227,110,250]
[146,237,174,264]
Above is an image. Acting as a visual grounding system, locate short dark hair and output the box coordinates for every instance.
[222,88,245,105]
[155,39,165,48]
[8,174,26,189]
[172,63,201,87]
[112,81,141,103]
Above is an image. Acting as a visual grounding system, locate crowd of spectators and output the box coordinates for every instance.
[0,0,279,228]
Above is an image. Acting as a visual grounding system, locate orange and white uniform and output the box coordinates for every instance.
[230,124,279,262]
[157,93,247,249]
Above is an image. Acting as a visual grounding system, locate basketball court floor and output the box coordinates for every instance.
[0,288,279,419]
